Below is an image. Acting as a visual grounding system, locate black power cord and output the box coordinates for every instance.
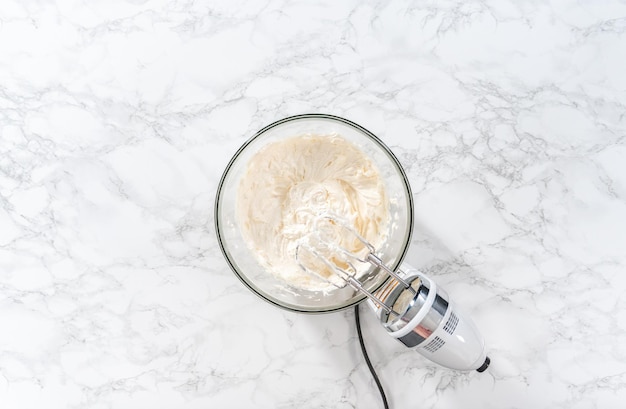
[355,304,390,409]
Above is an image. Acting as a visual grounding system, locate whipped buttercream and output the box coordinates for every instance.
[236,134,390,291]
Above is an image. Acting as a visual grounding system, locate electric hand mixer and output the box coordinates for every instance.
[215,114,490,373]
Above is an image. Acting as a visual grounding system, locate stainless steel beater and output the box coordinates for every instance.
[295,213,417,318]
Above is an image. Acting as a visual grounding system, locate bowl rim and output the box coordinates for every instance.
[214,113,414,313]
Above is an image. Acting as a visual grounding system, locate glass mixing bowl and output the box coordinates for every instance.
[215,114,413,313]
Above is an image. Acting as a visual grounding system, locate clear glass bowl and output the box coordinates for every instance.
[215,114,414,313]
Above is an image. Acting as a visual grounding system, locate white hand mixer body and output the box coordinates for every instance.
[372,268,489,372]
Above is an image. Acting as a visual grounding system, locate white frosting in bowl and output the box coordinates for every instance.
[236,134,390,291]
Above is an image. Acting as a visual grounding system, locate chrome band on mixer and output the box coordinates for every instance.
[395,289,449,348]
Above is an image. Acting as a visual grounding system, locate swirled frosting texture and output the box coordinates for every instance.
[236,134,390,291]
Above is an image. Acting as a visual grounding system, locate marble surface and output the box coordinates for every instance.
[2,0,626,408]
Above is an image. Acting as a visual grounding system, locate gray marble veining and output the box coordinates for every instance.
[1,0,626,408]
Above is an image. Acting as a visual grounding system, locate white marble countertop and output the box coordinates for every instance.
[2,1,626,408]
